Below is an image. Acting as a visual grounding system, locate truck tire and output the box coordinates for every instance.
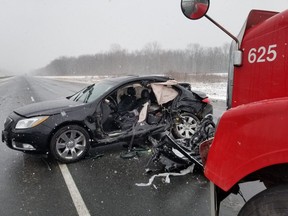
[238,184,288,216]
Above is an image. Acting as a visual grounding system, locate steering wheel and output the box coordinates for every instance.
[106,96,118,111]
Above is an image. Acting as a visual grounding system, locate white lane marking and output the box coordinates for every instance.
[58,163,91,216]
[30,83,89,215]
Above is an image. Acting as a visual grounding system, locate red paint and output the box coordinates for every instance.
[205,98,288,191]
[232,10,288,107]
[205,9,288,191]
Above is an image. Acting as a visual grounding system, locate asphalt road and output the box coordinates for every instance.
[0,76,261,216]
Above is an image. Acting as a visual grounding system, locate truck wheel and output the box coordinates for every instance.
[50,125,90,163]
[238,184,288,216]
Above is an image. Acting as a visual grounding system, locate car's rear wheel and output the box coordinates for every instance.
[238,184,288,216]
[50,125,90,163]
[173,112,199,139]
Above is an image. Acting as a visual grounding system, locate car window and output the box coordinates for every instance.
[68,82,114,103]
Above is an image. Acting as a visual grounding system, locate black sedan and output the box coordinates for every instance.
[2,76,212,163]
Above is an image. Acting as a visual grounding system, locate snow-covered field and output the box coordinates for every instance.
[43,75,227,101]
[190,81,227,101]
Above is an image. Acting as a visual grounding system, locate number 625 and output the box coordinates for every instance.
[248,44,277,63]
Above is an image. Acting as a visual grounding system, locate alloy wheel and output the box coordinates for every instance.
[56,129,86,160]
[50,125,90,163]
[174,113,199,139]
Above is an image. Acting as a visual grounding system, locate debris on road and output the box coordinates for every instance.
[135,164,195,187]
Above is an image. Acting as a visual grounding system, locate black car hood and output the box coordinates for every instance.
[14,99,84,117]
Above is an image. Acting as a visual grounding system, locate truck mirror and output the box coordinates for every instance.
[181,0,210,20]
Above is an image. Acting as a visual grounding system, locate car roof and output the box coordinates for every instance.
[101,75,173,85]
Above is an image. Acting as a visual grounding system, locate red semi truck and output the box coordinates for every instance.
[181,0,288,215]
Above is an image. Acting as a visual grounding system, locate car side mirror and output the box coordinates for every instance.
[181,0,210,20]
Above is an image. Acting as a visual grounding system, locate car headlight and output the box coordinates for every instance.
[15,116,49,129]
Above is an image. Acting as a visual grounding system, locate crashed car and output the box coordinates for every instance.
[146,114,216,173]
[2,75,212,163]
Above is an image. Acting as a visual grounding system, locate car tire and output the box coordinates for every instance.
[50,125,90,163]
[238,184,288,216]
[173,112,199,139]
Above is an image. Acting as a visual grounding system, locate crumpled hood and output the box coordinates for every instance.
[14,99,83,117]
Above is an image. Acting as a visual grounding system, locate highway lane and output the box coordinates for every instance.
[0,75,244,216]
[0,76,79,215]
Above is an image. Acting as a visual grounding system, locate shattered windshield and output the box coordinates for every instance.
[68,81,114,103]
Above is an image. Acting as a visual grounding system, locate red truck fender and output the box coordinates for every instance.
[204,97,288,191]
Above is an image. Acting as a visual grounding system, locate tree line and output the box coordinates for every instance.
[33,42,230,76]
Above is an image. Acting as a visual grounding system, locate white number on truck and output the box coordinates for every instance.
[248,44,277,63]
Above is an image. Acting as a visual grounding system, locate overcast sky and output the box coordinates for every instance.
[0,0,287,73]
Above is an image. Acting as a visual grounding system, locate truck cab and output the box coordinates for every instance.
[181,0,288,215]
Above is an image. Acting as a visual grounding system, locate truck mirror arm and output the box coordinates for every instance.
[205,14,240,50]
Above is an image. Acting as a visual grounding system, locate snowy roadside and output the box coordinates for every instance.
[190,81,227,101]
[41,75,227,101]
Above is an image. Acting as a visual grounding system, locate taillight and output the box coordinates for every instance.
[202,97,210,104]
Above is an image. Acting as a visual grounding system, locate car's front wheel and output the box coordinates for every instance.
[50,125,90,163]
[173,112,199,139]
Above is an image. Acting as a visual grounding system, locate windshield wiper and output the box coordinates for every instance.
[72,84,95,102]
[83,87,94,103]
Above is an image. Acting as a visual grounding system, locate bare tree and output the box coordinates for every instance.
[33,42,229,76]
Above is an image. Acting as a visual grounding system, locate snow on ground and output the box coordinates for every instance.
[190,81,227,101]
[42,75,227,101]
